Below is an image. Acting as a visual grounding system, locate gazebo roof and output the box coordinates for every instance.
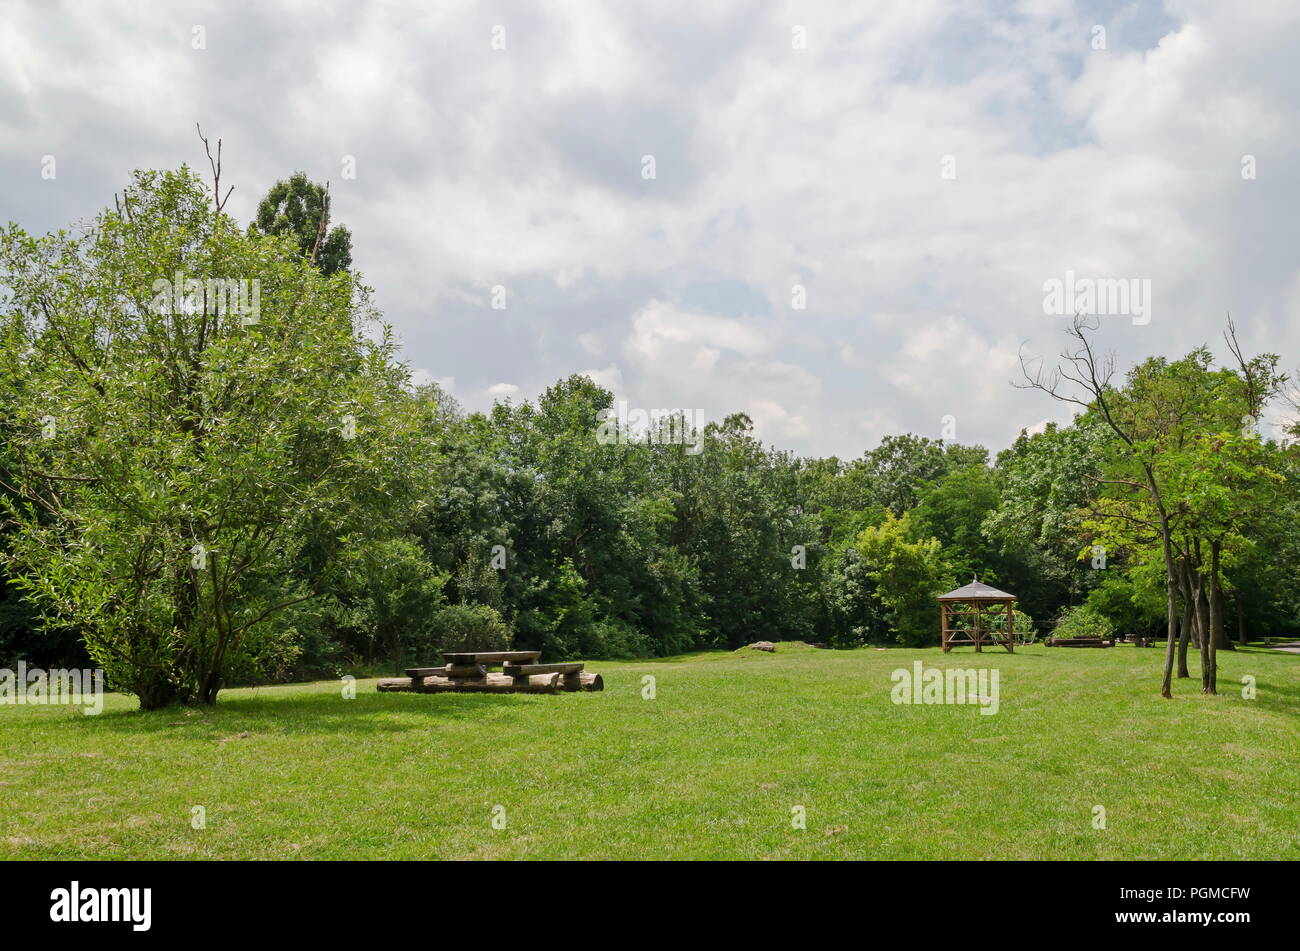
[936,577,1016,602]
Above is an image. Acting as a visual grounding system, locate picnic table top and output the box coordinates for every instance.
[442,650,541,663]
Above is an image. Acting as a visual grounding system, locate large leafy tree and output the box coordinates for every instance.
[1021,318,1285,694]
[0,167,423,708]
[860,433,985,517]
[909,463,1000,582]
[855,512,951,646]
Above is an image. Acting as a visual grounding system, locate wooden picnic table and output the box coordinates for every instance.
[440,650,541,666]
[381,650,602,695]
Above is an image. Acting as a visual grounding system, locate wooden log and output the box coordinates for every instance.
[381,670,598,694]
[444,663,489,678]
[502,662,585,677]
[442,651,541,665]
[410,672,562,694]
[562,671,604,692]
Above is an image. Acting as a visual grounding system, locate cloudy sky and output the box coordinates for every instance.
[2,0,1297,457]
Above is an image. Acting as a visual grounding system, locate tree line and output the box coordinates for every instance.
[0,164,1296,707]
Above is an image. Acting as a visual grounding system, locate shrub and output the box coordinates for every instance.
[1053,604,1115,641]
[432,603,512,656]
[579,617,649,659]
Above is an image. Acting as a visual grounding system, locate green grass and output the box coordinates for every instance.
[2,643,1296,859]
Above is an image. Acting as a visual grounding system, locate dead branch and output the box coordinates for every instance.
[196,122,234,212]
[309,181,330,266]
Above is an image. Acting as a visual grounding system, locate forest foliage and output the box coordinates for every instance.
[1,166,1296,706]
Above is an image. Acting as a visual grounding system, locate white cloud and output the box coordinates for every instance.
[581,364,624,394]
[626,300,769,363]
[3,1,1297,458]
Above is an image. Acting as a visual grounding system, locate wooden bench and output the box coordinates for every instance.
[501,662,585,677]
[442,651,541,667]
[379,650,602,695]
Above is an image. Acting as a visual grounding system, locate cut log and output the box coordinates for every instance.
[379,670,601,694]
[502,662,585,677]
[442,651,541,665]
[411,672,562,694]
[562,671,604,692]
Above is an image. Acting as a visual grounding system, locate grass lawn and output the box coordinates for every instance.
[2,642,1296,860]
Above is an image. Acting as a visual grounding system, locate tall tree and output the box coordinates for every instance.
[1021,317,1284,695]
[0,167,421,707]
[250,172,353,276]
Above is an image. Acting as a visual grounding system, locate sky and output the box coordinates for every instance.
[2,0,1297,458]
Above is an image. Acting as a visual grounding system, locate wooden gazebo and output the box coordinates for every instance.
[937,577,1016,653]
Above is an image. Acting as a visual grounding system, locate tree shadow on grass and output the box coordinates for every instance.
[1250,677,1300,717]
[79,688,543,737]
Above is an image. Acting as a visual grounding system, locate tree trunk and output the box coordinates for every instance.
[1203,541,1222,694]
[1176,592,1193,679]
[1195,572,1212,692]
[1156,516,1179,699]
[1211,556,1232,646]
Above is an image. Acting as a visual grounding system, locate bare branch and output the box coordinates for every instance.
[309,181,330,267]
[196,122,234,212]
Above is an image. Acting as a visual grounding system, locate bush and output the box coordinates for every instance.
[1083,572,1164,638]
[579,617,649,659]
[1053,604,1115,641]
[432,603,512,656]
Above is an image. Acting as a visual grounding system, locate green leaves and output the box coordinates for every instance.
[248,172,352,277]
[855,513,950,647]
[0,168,422,707]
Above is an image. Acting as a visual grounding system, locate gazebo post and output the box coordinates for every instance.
[941,602,950,652]
[1006,601,1014,654]
[974,601,982,653]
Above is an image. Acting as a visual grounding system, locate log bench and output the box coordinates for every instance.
[406,664,487,678]
[379,651,602,694]
[443,651,540,667]
[503,661,599,692]
[501,662,585,677]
